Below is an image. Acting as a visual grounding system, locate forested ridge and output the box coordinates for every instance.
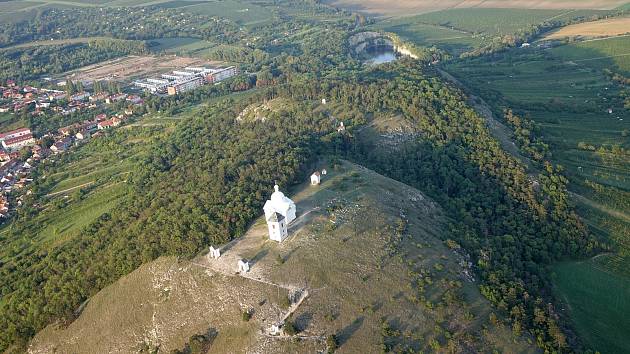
[0,39,148,82]
[277,61,595,351]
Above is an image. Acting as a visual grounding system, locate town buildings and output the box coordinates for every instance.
[134,66,239,95]
[0,128,35,151]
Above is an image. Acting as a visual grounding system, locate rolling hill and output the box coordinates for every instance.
[29,161,537,353]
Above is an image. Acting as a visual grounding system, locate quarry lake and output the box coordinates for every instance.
[364,49,398,65]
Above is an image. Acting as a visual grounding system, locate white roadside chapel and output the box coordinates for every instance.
[264,185,296,242]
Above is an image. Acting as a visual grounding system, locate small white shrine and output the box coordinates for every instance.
[310,171,321,185]
[208,246,221,259]
[238,259,250,273]
[337,121,345,132]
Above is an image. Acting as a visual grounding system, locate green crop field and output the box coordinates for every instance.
[372,20,482,55]
[444,46,629,353]
[551,36,630,74]
[148,37,217,56]
[553,260,630,354]
[409,8,566,35]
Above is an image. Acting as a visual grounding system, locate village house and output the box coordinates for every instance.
[95,113,107,121]
[50,136,72,154]
[97,117,121,130]
[89,92,109,102]
[126,95,143,105]
[75,130,91,140]
[70,92,90,101]
[49,92,66,101]
[0,128,31,142]
[106,93,127,104]
[2,134,35,151]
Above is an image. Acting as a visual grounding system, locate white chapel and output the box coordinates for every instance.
[264,185,296,242]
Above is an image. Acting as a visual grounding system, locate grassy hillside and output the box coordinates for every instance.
[30,162,537,353]
[0,121,164,267]
[444,44,629,353]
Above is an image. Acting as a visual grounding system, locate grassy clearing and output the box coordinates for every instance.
[148,37,217,56]
[551,35,630,73]
[553,259,630,354]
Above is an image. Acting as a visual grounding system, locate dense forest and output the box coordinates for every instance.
[0,39,148,82]
[0,6,243,48]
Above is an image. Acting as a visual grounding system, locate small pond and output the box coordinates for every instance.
[363,46,399,65]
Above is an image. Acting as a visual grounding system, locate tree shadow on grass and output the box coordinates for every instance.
[337,316,364,346]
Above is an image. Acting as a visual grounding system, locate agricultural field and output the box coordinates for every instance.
[370,7,618,56]
[371,19,482,55]
[148,37,217,57]
[405,8,568,34]
[30,161,537,353]
[444,46,629,353]
[550,35,630,73]
[157,0,274,25]
[323,0,628,16]
[544,16,630,39]
[552,259,630,354]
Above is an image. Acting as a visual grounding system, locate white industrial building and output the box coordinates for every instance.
[134,66,239,95]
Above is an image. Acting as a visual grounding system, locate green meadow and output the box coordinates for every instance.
[551,36,630,74]
[553,259,630,354]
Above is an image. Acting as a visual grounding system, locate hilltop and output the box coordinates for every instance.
[29,161,536,353]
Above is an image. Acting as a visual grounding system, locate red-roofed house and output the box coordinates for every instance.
[0,128,31,142]
[2,134,35,151]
